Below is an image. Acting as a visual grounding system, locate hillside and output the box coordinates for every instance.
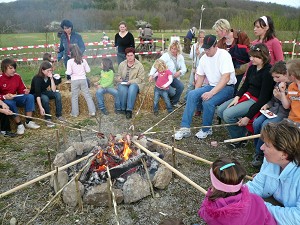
[0,0,298,34]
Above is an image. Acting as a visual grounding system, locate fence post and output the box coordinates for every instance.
[292,39,296,59]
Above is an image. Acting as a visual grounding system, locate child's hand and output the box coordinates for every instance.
[278,82,286,92]
[273,87,281,100]
[148,76,154,82]
[261,104,268,111]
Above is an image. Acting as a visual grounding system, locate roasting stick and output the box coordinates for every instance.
[133,141,207,194]
[147,138,253,181]
[144,123,238,134]
[0,153,94,199]
[12,113,85,132]
[224,134,261,143]
[26,150,101,224]
[142,102,186,134]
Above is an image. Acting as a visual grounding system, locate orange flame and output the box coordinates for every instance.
[122,141,132,160]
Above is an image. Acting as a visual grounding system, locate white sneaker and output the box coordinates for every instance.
[25,121,40,129]
[17,124,25,135]
[174,127,191,140]
[195,128,213,139]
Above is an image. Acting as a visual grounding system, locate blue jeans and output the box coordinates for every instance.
[153,87,173,112]
[217,98,255,138]
[41,91,62,119]
[96,87,121,111]
[253,114,284,156]
[4,94,35,114]
[168,78,184,105]
[117,83,139,111]
[181,85,234,132]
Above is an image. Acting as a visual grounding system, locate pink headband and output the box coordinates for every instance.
[260,16,269,26]
[210,168,243,192]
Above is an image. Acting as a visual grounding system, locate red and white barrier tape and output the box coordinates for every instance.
[13,51,163,62]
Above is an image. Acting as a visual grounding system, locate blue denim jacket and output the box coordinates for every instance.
[246,159,300,225]
[58,31,85,67]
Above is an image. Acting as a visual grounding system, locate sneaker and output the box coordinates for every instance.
[46,119,55,128]
[57,116,66,123]
[251,154,264,167]
[101,109,109,115]
[126,110,132,119]
[25,121,40,129]
[195,128,212,139]
[70,114,78,117]
[172,103,182,108]
[174,127,191,140]
[90,112,96,117]
[1,131,17,138]
[17,124,25,135]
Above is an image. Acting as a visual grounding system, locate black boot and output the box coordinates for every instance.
[126,110,132,119]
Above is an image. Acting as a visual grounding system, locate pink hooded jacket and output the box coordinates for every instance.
[199,186,276,225]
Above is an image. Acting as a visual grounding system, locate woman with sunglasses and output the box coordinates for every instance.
[252,16,283,65]
[217,43,274,148]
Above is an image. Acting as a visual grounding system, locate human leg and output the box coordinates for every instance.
[95,88,106,110]
[40,94,51,119]
[153,87,160,112]
[184,71,195,101]
[219,99,255,138]
[80,79,96,115]
[161,90,173,112]
[169,78,184,105]
[126,83,139,111]
[117,83,129,111]
[107,88,121,111]
[71,80,80,116]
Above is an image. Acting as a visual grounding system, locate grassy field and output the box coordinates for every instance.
[0,30,299,86]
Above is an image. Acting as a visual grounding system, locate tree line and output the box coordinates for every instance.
[0,0,298,36]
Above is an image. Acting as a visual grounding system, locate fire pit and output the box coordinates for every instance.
[50,134,173,207]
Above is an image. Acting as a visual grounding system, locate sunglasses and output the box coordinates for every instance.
[250,45,261,51]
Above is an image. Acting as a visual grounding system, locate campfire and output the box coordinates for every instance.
[50,134,173,207]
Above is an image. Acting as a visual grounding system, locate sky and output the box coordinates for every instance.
[0,0,299,8]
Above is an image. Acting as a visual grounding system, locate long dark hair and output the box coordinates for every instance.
[253,16,276,42]
[102,58,114,72]
[70,44,83,65]
[36,61,52,78]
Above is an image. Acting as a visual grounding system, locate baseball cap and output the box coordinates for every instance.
[202,35,217,49]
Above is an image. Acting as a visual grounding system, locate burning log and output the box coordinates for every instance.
[101,153,145,179]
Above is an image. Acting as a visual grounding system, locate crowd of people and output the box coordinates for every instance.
[0,16,299,225]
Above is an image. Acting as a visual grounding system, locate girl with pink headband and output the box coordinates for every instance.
[252,16,283,65]
[198,157,276,225]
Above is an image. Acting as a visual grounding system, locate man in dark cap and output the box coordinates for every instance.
[174,34,237,140]
[57,19,86,81]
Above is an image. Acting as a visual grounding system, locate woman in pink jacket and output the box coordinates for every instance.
[198,157,276,225]
[252,16,283,65]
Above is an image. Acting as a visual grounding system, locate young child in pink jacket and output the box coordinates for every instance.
[199,157,276,225]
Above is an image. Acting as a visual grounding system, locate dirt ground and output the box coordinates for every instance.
[0,54,260,225]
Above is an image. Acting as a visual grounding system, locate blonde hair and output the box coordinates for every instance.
[167,40,182,55]
[286,59,300,80]
[212,19,231,32]
[154,59,168,72]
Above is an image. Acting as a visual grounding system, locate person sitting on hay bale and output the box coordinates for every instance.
[95,58,121,115]
[116,47,145,119]
[0,58,40,135]
[174,35,236,140]
[149,40,187,108]
[30,61,64,127]
[0,100,16,137]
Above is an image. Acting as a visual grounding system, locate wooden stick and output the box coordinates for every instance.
[141,158,155,198]
[224,134,261,143]
[54,166,59,193]
[132,141,208,194]
[142,102,186,134]
[12,113,85,132]
[147,138,253,181]
[55,129,60,151]
[0,153,93,198]
[144,123,238,134]
[26,150,100,224]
